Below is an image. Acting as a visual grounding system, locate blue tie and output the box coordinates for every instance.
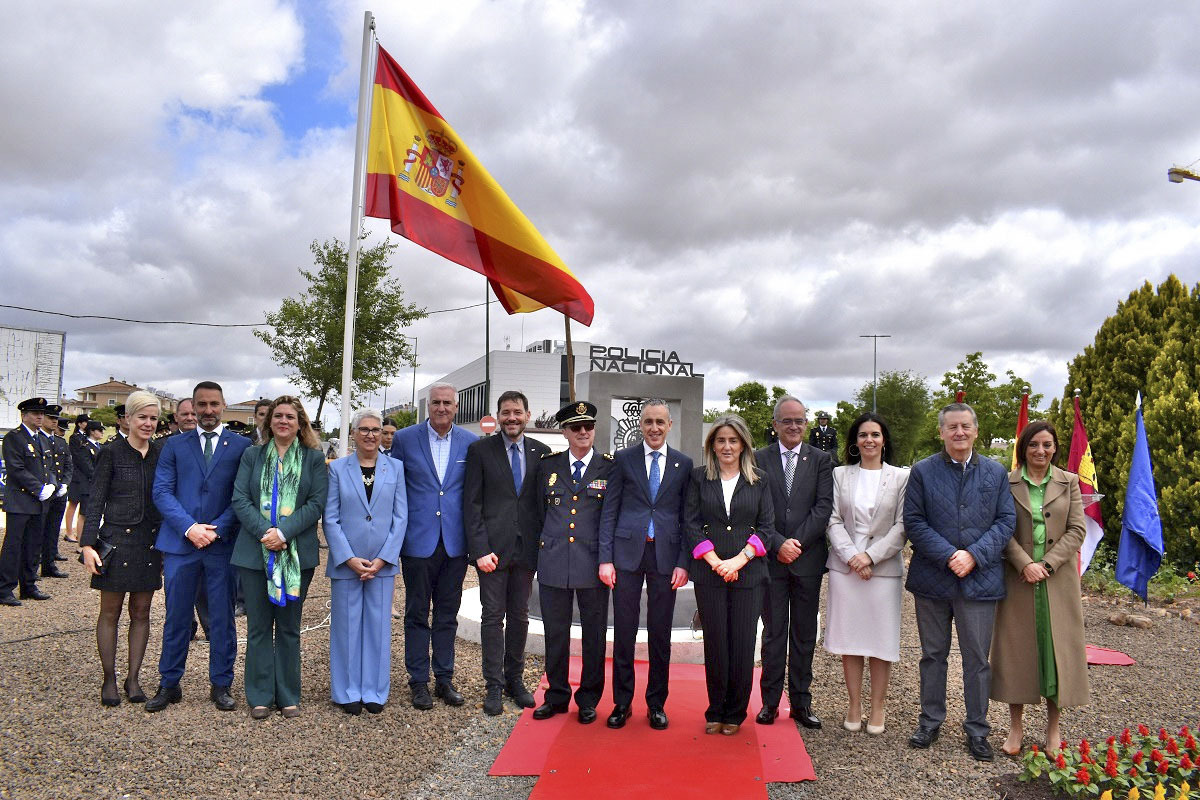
[647,451,662,540]
[510,442,522,492]
[572,459,584,485]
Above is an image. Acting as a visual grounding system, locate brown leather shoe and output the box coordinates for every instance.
[720,723,740,736]
[704,721,722,735]
[281,705,301,719]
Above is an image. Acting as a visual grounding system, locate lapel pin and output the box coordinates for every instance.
[674,462,679,468]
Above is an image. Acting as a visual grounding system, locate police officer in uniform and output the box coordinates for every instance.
[808,412,838,465]
[532,401,614,724]
[105,405,129,446]
[0,397,57,605]
[36,406,72,577]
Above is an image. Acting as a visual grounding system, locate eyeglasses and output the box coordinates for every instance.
[356,427,382,436]
[777,418,808,427]
[565,422,595,432]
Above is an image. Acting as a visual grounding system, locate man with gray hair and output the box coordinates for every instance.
[904,402,1015,762]
[389,382,477,710]
[754,394,833,728]
[598,400,693,731]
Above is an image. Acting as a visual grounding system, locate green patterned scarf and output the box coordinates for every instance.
[258,440,303,606]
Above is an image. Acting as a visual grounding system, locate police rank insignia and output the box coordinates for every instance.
[548,472,557,487]
[576,402,587,415]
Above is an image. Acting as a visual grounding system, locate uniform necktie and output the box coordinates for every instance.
[647,451,661,540]
[784,450,796,496]
[572,459,584,485]
[203,431,217,464]
[510,442,522,492]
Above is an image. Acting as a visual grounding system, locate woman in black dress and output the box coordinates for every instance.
[685,413,781,735]
[80,391,163,706]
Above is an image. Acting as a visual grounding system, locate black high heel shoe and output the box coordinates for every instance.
[123,678,147,703]
[101,679,121,707]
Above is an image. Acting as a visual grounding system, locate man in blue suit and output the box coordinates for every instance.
[148,381,251,712]
[390,382,477,710]
[598,400,693,731]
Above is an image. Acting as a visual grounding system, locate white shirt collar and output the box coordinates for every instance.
[569,448,594,471]
[778,441,802,456]
[643,441,667,459]
[199,424,225,439]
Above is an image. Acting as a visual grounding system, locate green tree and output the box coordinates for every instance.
[918,352,1042,459]
[726,382,787,447]
[842,370,931,465]
[1057,276,1199,568]
[388,409,418,429]
[255,237,426,423]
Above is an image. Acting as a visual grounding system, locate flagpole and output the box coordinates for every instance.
[564,316,576,402]
[484,278,491,416]
[337,10,376,457]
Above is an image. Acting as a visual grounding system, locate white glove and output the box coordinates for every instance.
[56,485,68,498]
[38,484,55,501]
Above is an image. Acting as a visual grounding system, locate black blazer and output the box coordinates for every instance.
[1,425,53,514]
[80,437,163,547]
[464,433,550,569]
[684,466,780,589]
[70,438,101,496]
[754,443,834,577]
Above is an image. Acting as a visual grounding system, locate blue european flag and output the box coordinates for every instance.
[1115,396,1163,601]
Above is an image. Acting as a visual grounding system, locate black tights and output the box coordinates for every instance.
[97,590,154,700]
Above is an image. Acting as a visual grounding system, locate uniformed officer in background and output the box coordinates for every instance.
[532,401,614,724]
[0,397,56,605]
[808,412,838,465]
[36,407,71,577]
[104,404,129,445]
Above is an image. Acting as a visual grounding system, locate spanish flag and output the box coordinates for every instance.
[1068,393,1105,574]
[1009,389,1029,471]
[364,44,594,325]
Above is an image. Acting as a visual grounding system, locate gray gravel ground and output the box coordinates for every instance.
[2,537,1197,799]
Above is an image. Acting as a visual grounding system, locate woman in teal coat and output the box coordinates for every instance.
[231,396,328,719]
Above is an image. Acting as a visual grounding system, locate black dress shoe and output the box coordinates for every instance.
[340,701,362,715]
[483,687,504,716]
[19,588,50,601]
[504,683,535,708]
[607,704,632,729]
[41,567,69,578]
[411,683,434,710]
[145,685,182,712]
[123,678,147,703]
[790,706,822,729]
[363,702,384,714]
[756,706,779,725]
[54,555,68,561]
[101,680,120,707]
[210,685,236,711]
[577,707,597,724]
[0,595,21,607]
[233,601,246,618]
[967,735,995,762]
[434,681,465,706]
[908,724,941,749]
[532,702,568,720]
[647,707,669,730]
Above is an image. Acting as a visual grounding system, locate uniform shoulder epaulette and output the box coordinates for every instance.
[104,434,117,443]
[602,452,614,461]
[541,450,561,459]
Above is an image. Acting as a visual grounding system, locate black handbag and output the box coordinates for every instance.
[79,539,115,576]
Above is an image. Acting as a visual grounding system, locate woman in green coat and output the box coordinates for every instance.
[231,396,328,719]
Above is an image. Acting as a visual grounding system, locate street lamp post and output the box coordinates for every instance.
[859,334,891,412]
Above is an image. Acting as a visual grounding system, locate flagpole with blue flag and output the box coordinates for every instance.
[1115,392,1163,601]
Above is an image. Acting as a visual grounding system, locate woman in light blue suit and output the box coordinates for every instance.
[324,408,408,715]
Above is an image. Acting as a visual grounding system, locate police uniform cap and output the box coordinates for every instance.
[226,420,247,432]
[75,413,90,424]
[86,420,105,432]
[114,404,126,417]
[817,413,830,421]
[555,401,597,427]
[45,404,62,419]
[17,397,48,413]
[57,417,71,431]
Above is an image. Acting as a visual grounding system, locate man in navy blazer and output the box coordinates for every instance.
[389,382,478,710]
[148,381,251,712]
[598,400,693,731]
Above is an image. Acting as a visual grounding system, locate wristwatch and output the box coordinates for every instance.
[742,546,756,560]
[1041,561,1054,575]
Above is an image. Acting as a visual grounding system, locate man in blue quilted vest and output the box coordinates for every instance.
[903,402,1015,763]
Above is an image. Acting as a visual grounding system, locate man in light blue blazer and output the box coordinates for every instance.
[148,381,251,713]
[389,383,478,710]
[325,409,408,714]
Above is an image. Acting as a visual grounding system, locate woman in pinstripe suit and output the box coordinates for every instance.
[685,414,781,735]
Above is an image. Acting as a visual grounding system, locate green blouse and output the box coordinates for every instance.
[1022,466,1057,703]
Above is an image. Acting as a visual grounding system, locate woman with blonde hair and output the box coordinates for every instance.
[684,414,780,735]
[232,396,328,719]
[80,391,163,706]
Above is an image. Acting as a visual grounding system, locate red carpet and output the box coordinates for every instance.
[491,657,816,798]
[1086,644,1137,666]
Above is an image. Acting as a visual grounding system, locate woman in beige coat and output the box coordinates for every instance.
[992,420,1088,755]
[824,412,908,735]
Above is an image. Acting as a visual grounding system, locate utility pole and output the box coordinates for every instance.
[859,334,891,412]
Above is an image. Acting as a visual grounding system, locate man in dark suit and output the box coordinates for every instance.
[755,395,834,728]
[598,399,692,731]
[148,381,251,712]
[390,382,478,710]
[0,397,56,606]
[36,406,71,578]
[808,412,838,465]
[464,390,549,716]
[532,401,613,724]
